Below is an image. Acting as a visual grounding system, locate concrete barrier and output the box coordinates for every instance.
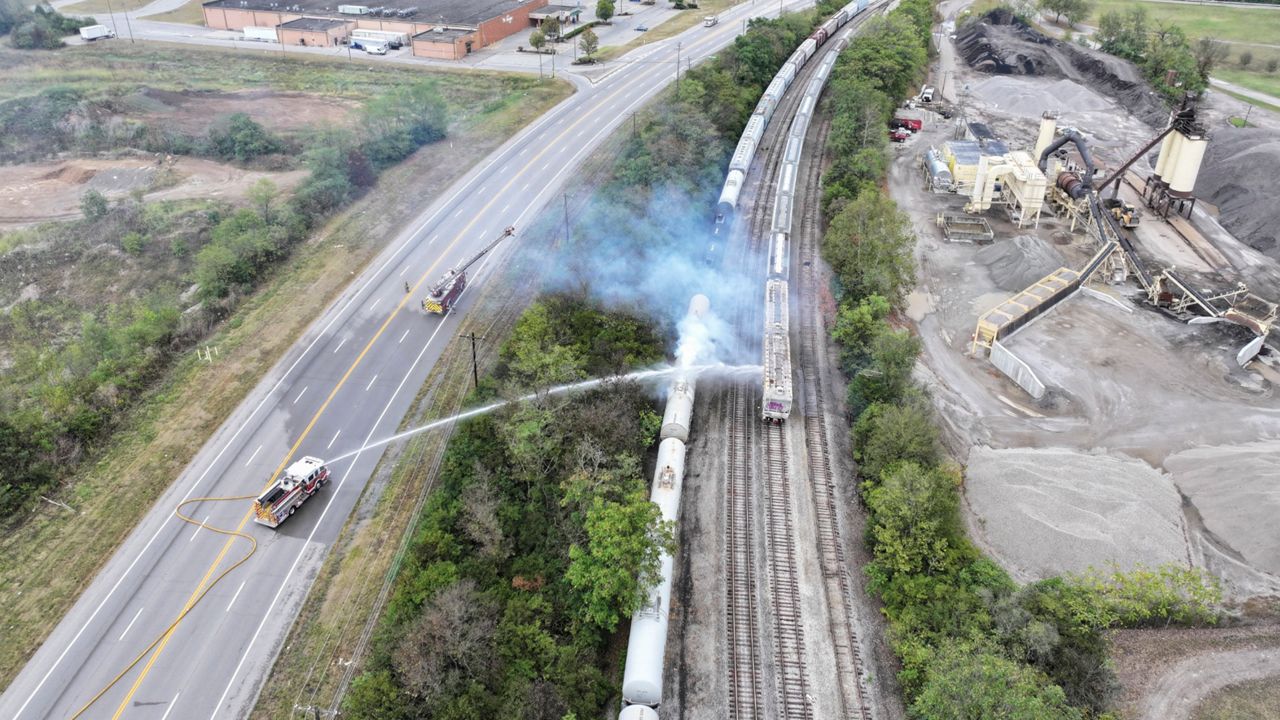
[990,339,1046,400]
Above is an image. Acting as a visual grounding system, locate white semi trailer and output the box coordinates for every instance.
[79,25,115,41]
[351,28,408,48]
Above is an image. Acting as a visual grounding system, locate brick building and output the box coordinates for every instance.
[203,0,549,59]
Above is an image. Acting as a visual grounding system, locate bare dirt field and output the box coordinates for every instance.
[0,156,306,226]
[122,87,359,136]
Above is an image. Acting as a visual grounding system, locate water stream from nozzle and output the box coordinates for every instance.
[327,363,760,463]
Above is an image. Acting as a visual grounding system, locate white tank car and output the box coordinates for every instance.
[620,436,686,707]
[762,279,793,422]
[619,706,659,720]
[716,168,744,225]
[660,378,695,442]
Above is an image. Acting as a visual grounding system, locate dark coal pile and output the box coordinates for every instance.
[1195,126,1280,259]
[955,10,1168,127]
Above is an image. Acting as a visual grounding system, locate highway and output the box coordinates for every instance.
[0,1,816,719]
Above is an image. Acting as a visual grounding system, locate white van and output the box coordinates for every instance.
[703,15,718,27]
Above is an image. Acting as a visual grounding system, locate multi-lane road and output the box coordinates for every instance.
[0,2,816,718]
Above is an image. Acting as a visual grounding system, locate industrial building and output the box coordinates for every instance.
[203,0,549,59]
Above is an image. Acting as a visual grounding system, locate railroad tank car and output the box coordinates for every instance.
[762,279,793,422]
[715,168,744,228]
[660,378,695,443]
[620,436,686,707]
[619,706,659,720]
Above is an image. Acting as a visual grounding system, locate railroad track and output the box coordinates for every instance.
[794,112,874,720]
[763,423,812,720]
[725,384,762,720]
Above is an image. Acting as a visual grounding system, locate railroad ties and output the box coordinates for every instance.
[725,385,762,720]
[764,424,813,720]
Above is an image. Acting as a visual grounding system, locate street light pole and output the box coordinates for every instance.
[676,41,681,100]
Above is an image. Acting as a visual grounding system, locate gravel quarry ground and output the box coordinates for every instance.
[893,8,1280,604]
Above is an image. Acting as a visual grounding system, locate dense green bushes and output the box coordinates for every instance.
[342,296,668,720]
[818,1,1223,716]
[1094,7,1210,99]
[0,1,96,50]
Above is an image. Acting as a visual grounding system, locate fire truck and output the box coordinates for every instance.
[252,456,330,528]
[422,226,514,315]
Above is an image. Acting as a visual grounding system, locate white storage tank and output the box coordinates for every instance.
[1152,130,1177,182]
[338,4,369,13]
[1166,131,1207,196]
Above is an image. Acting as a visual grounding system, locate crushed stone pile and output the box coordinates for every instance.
[963,446,1191,582]
[975,234,1065,292]
[970,76,1114,119]
[1194,126,1280,260]
[955,10,1168,127]
[1166,440,1280,578]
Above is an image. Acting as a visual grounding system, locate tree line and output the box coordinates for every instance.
[818,1,1223,717]
[0,0,95,49]
[0,81,449,522]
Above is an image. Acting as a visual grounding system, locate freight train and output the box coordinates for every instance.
[712,0,871,236]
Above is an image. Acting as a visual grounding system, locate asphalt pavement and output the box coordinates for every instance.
[0,1,819,718]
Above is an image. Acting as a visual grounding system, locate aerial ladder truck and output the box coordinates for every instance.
[422,226,515,315]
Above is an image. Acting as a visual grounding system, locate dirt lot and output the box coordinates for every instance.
[0,156,306,226]
[122,87,358,136]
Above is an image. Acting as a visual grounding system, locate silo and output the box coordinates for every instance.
[1167,131,1208,197]
[1033,112,1057,161]
[1152,131,1177,183]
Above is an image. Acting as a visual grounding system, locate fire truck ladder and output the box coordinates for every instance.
[423,225,514,313]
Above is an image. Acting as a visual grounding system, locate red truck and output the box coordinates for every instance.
[889,110,924,133]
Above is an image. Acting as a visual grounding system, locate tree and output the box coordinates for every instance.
[596,0,614,23]
[392,579,497,705]
[1268,58,1279,73]
[564,491,673,631]
[579,28,599,59]
[80,189,108,221]
[821,189,917,305]
[1239,50,1253,68]
[831,294,891,372]
[1063,0,1091,25]
[912,643,1083,720]
[543,16,561,40]
[247,178,278,224]
[529,28,546,51]
[1192,37,1230,82]
[206,113,283,163]
[342,670,414,720]
[852,399,941,485]
[866,462,964,578]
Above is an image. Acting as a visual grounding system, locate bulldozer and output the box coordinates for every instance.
[1103,198,1141,229]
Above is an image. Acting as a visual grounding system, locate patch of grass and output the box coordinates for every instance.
[1193,675,1280,720]
[61,0,153,14]
[1215,84,1280,115]
[0,47,572,687]
[1089,0,1280,46]
[142,0,207,25]
[596,0,744,62]
[1214,67,1280,102]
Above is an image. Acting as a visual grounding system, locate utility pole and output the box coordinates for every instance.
[465,333,483,389]
[676,41,681,100]
[563,192,570,241]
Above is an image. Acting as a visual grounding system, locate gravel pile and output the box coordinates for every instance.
[1166,440,1280,577]
[970,76,1114,119]
[1193,126,1280,260]
[964,446,1191,581]
[975,233,1066,291]
[955,10,1168,127]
